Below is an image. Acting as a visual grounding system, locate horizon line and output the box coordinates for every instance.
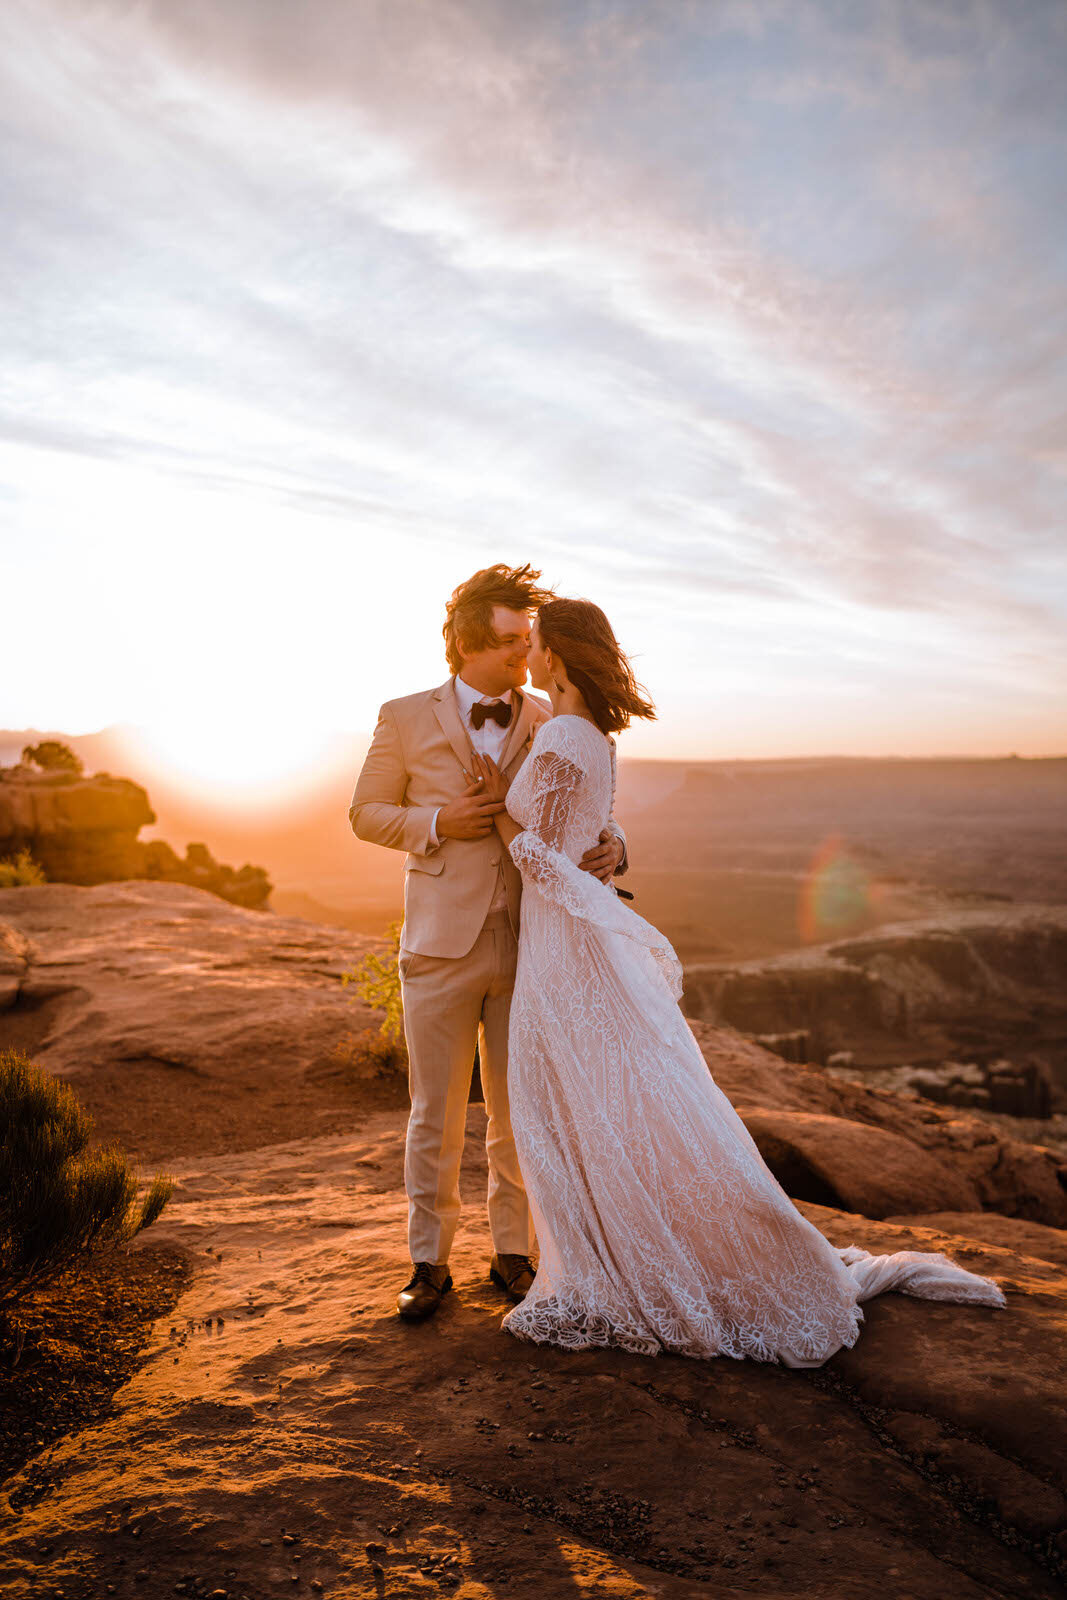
[1,723,1064,767]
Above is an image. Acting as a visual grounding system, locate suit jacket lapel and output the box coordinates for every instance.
[500,687,542,771]
[431,678,475,773]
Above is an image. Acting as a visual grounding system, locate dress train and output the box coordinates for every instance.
[501,715,1006,1367]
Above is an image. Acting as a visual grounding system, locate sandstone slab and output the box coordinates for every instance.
[0,1112,1062,1599]
[0,882,385,1161]
[735,1106,983,1217]
[0,885,1064,1596]
[694,1022,1067,1226]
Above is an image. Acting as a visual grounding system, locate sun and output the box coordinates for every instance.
[121,716,341,809]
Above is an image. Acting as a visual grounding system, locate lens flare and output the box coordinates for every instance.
[798,833,879,943]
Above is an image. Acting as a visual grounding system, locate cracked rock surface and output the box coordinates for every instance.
[0,883,1064,1598]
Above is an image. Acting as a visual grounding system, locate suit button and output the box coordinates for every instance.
[489,854,500,865]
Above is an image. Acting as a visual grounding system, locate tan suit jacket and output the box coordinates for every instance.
[348,676,626,959]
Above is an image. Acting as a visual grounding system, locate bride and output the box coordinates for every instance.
[468,597,1007,1368]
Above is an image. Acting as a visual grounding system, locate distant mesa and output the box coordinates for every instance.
[684,907,1067,1130]
[0,742,272,909]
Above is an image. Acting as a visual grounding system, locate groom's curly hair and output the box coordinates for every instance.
[537,598,656,735]
[443,563,554,674]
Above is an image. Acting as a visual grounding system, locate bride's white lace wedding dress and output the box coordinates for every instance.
[500,714,1007,1367]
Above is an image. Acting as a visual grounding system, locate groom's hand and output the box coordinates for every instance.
[437,777,505,840]
[580,830,625,883]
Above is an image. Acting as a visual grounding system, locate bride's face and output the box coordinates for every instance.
[527,614,553,691]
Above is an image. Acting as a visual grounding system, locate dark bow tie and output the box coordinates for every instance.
[471,697,513,730]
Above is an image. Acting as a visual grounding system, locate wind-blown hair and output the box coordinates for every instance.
[443,563,554,675]
[537,598,656,735]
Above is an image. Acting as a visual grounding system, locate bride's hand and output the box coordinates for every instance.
[469,751,509,805]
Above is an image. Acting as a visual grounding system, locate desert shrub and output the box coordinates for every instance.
[329,1025,408,1078]
[0,1049,173,1337]
[0,850,46,888]
[342,919,405,1048]
[21,740,83,775]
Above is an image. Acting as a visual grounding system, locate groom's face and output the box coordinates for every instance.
[459,605,532,694]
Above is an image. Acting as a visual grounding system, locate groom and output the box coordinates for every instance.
[349,563,628,1322]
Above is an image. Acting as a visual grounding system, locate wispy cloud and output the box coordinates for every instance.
[0,0,1064,755]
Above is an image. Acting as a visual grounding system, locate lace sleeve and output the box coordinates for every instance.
[509,734,682,1000]
[511,748,581,845]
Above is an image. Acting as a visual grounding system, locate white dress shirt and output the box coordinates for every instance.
[428,675,516,911]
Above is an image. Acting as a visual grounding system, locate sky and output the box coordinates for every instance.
[1,0,1065,796]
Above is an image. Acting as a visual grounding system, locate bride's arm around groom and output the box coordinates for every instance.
[348,679,628,962]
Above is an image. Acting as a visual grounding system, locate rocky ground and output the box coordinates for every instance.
[1,883,1066,1599]
[0,1246,192,1488]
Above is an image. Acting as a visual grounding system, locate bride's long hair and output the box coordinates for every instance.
[537,598,656,736]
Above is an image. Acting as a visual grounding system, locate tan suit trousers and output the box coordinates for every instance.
[398,908,532,1264]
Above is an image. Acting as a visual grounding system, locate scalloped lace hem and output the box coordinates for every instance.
[500,1288,866,1367]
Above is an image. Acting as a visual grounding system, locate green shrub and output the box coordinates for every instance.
[21,740,83,775]
[342,919,405,1048]
[0,1050,173,1331]
[0,850,46,888]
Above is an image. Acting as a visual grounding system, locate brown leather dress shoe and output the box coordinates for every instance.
[489,1252,536,1303]
[397,1262,453,1322]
